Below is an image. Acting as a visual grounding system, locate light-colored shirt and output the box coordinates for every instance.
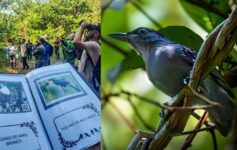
[78,41,100,81]
[8,45,16,56]
[21,44,27,57]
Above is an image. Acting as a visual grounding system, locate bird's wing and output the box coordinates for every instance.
[172,44,197,66]
[209,70,235,98]
[174,44,234,98]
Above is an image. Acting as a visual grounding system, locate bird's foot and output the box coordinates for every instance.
[183,75,190,85]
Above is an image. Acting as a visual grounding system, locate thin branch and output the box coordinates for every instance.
[180,111,209,150]
[127,96,156,131]
[210,129,218,150]
[188,86,220,106]
[122,90,218,110]
[129,0,162,29]
[191,112,214,127]
[109,101,138,133]
[101,36,129,56]
[185,0,228,18]
[128,130,154,150]
[102,90,218,113]
[173,125,216,136]
[192,112,218,149]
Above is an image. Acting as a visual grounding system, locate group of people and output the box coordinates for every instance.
[6,21,101,91]
[6,38,34,70]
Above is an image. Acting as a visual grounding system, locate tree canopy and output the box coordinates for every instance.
[0,0,100,42]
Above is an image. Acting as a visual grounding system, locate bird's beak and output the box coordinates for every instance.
[109,33,129,42]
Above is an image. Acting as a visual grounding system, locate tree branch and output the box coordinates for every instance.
[127,96,156,131]
[180,111,209,150]
[210,129,218,150]
[173,125,216,136]
[129,0,162,29]
[185,0,228,18]
[109,101,138,133]
[101,36,129,56]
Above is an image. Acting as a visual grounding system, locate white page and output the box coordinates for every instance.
[26,63,101,150]
[0,75,51,150]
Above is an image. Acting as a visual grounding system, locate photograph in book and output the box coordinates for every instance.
[36,72,86,109]
[0,81,30,113]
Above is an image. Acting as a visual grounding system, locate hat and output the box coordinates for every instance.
[39,38,46,44]
[87,24,101,33]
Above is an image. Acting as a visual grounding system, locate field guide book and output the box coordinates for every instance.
[0,63,100,150]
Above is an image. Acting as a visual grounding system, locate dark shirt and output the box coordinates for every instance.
[33,45,45,62]
[44,43,51,60]
[54,40,60,48]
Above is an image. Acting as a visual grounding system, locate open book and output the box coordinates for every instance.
[0,63,100,150]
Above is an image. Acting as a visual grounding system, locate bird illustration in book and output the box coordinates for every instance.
[0,82,28,113]
[49,78,80,92]
[0,83,10,95]
[39,75,81,102]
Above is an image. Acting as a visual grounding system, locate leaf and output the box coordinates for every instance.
[107,26,203,84]
[180,0,229,32]
[159,26,203,51]
[107,51,144,84]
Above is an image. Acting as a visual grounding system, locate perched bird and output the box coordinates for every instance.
[109,27,235,136]
[44,78,80,93]
[0,83,10,95]
[51,78,80,91]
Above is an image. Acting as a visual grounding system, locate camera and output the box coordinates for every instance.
[79,20,100,32]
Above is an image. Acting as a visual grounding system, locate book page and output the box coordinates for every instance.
[0,75,51,150]
[26,63,101,150]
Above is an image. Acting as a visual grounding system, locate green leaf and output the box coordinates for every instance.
[180,0,229,32]
[159,26,203,51]
[107,51,144,84]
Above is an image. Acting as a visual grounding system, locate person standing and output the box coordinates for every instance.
[32,38,45,69]
[26,40,33,60]
[41,38,51,66]
[8,41,17,69]
[21,39,29,70]
[61,33,77,66]
[54,37,60,60]
[61,36,67,60]
[73,22,101,91]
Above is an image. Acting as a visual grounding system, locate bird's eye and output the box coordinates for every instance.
[138,29,147,34]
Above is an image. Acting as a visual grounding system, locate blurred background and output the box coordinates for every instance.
[101,0,237,149]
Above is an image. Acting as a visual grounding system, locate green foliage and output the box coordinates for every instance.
[159,26,203,51]
[107,51,144,84]
[180,0,228,32]
[102,0,236,149]
[0,0,100,42]
[0,43,8,71]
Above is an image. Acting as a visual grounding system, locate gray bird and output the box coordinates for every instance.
[109,27,235,136]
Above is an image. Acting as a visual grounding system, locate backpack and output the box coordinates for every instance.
[48,43,54,57]
[93,56,100,83]
[75,48,83,60]
[87,54,100,91]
